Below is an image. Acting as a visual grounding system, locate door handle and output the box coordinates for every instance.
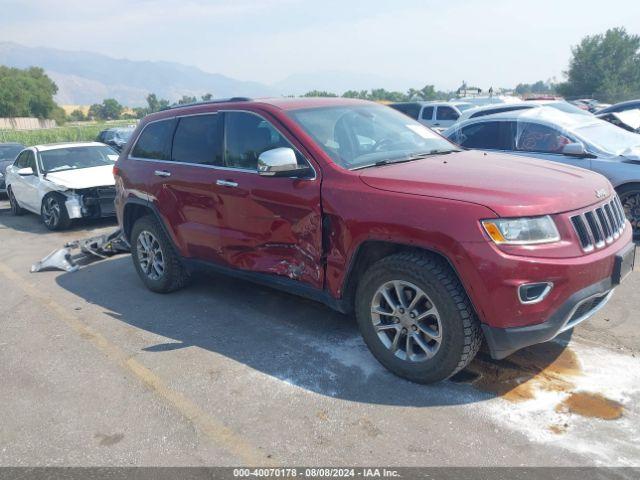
[216,179,238,187]
[154,170,171,177]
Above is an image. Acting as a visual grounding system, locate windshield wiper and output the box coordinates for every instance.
[351,149,462,170]
[373,149,461,166]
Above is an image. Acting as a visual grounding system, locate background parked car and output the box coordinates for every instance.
[388,101,474,130]
[96,127,135,152]
[0,142,26,194]
[444,107,640,235]
[448,95,522,107]
[455,100,592,124]
[596,99,640,115]
[597,110,640,133]
[5,142,119,230]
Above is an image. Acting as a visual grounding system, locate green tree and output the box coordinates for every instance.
[87,98,123,120]
[342,90,369,99]
[68,109,86,121]
[557,27,640,102]
[177,95,197,105]
[302,90,338,97]
[0,66,60,119]
[201,93,213,101]
[145,93,170,113]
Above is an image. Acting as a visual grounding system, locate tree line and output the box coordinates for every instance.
[1,27,639,125]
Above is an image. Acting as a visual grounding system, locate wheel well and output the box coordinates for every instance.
[342,241,459,312]
[615,182,640,193]
[122,203,154,241]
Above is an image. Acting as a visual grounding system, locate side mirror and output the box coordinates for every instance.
[17,167,34,176]
[562,142,588,157]
[258,147,310,177]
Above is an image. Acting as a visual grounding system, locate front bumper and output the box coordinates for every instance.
[479,239,635,358]
[64,187,116,219]
[482,278,615,359]
[453,223,634,358]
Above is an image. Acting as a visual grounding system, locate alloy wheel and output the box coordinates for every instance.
[42,197,60,227]
[370,280,443,362]
[136,231,165,280]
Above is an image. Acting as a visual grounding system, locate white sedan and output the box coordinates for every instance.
[5,142,119,230]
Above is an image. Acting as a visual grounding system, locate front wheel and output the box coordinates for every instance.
[617,184,640,238]
[355,252,482,384]
[41,193,71,230]
[130,215,190,293]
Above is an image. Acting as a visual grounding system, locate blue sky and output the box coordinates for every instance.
[1,0,639,90]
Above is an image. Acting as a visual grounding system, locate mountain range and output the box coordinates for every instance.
[0,42,411,106]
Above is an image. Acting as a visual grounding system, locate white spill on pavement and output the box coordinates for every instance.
[482,342,640,466]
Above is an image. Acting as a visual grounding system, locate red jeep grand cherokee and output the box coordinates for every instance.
[114,97,635,383]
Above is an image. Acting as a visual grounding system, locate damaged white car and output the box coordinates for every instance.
[5,142,118,230]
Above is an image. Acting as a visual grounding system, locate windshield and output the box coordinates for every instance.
[575,122,640,156]
[39,145,118,173]
[0,145,24,162]
[114,128,133,141]
[288,104,458,169]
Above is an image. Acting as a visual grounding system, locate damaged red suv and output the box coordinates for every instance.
[114,97,635,383]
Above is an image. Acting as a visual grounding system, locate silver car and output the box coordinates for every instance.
[443,107,640,235]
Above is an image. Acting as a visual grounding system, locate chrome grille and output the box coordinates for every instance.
[570,196,626,252]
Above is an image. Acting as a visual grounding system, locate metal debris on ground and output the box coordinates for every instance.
[30,229,130,273]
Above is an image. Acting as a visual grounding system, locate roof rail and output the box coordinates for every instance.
[166,97,252,110]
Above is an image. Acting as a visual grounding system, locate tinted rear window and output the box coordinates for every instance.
[131,120,174,160]
[172,114,221,165]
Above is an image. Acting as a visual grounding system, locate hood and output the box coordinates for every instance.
[359,151,612,217]
[621,146,640,162]
[44,165,115,190]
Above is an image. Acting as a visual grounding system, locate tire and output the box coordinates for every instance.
[616,183,640,238]
[355,252,482,384]
[41,193,72,230]
[130,215,190,293]
[7,186,26,216]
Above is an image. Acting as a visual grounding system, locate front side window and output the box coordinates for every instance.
[131,119,174,160]
[453,122,507,150]
[391,103,420,120]
[515,122,572,153]
[14,151,29,168]
[39,146,118,173]
[421,106,434,120]
[436,106,459,121]
[172,114,221,165]
[224,112,301,170]
[24,151,37,172]
[288,104,458,169]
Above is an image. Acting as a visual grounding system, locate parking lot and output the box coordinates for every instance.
[0,197,639,468]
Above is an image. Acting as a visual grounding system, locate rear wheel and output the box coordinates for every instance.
[355,252,482,384]
[617,183,640,238]
[130,215,190,293]
[8,187,26,216]
[41,193,71,230]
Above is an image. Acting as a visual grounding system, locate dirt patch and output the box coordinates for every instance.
[458,344,581,402]
[548,423,568,435]
[556,392,624,420]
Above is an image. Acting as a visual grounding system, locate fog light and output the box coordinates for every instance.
[518,282,553,304]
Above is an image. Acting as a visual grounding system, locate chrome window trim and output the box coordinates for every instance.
[128,110,317,180]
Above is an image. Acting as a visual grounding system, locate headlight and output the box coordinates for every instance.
[482,216,560,245]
